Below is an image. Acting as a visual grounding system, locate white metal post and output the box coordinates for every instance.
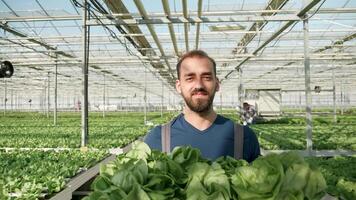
[81,0,89,147]
[161,83,163,118]
[10,89,13,111]
[144,67,147,124]
[103,75,106,118]
[279,90,282,114]
[303,14,313,155]
[16,93,18,110]
[47,72,50,118]
[332,69,337,123]
[54,52,58,126]
[340,81,344,115]
[238,68,243,113]
[3,78,6,116]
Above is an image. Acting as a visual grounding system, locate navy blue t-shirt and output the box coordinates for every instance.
[144,114,260,162]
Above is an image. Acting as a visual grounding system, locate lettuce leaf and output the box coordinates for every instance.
[186,162,230,200]
[231,154,284,200]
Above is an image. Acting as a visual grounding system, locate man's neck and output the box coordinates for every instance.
[183,107,217,131]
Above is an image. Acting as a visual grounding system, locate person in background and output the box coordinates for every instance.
[241,102,257,126]
[144,50,260,162]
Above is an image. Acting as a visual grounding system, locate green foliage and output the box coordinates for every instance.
[306,156,356,200]
[86,142,328,200]
[0,150,107,199]
[336,179,356,200]
[0,112,176,148]
[251,119,356,150]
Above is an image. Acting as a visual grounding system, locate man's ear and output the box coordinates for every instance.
[176,79,182,94]
[215,78,220,92]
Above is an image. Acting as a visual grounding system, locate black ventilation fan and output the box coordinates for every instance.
[0,61,14,78]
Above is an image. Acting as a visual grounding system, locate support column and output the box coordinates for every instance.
[303,14,313,155]
[54,52,58,126]
[332,69,337,123]
[81,0,89,147]
[238,68,243,114]
[102,75,106,118]
[3,78,6,116]
[144,67,147,124]
[279,90,282,114]
[10,89,13,111]
[16,92,18,110]
[161,83,163,118]
[47,72,50,118]
[340,81,344,115]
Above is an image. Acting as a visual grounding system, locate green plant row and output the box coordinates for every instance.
[0,112,176,127]
[0,112,177,149]
[251,124,356,150]
[0,125,150,148]
[0,150,107,200]
[306,156,356,200]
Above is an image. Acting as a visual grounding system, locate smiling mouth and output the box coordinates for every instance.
[192,92,208,96]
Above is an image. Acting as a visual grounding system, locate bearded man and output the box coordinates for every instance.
[144,50,260,162]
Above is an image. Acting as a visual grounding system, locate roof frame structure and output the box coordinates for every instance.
[0,0,355,111]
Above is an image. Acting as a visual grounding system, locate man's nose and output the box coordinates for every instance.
[194,78,204,89]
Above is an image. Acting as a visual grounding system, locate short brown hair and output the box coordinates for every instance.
[176,50,216,79]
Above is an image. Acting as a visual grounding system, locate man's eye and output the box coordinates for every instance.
[186,77,193,81]
[203,76,212,80]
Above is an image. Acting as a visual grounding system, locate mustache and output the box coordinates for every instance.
[191,88,208,95]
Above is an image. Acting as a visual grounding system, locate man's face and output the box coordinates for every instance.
[176,56,219,113]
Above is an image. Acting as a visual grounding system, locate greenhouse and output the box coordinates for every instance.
[0,0,355,199]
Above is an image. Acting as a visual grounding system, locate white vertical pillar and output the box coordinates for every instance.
[10,89,13,111]
[340,81,344,115]
[47,72,50,118]
[303,13,313,155]
[161,83,163,117]
[238,68,243,113]
[103,75,106,118]
[3,78,6,116]
[332,69,337,123]
[54,53,58,126]
[144,67,147,124]
[81,0,89,147]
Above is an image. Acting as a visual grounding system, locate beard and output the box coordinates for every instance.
[182,87,216,113]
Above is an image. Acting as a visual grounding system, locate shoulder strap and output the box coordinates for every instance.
[234,123,244,159]
[161,121,172,153]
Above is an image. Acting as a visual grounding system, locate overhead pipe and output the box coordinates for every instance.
[133,0,174,79]
[182,0,189,52]
[195,0,202,50]
[161,0,179,56]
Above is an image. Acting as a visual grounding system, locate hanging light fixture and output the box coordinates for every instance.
[0,61,14,78]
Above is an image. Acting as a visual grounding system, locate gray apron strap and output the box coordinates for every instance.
[234,123,244,159]
[161,122,171,153]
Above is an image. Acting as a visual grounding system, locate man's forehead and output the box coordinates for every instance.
[180,57,214,70]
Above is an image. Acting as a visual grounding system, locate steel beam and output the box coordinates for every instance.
[162,0,179,55]
[2,8,356,22]
[182,0,189,51]
[223,0,323,80]
[133,0,174,78]
[195,0,202,50]
[0,23,74,58]
[104,0,176,88]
